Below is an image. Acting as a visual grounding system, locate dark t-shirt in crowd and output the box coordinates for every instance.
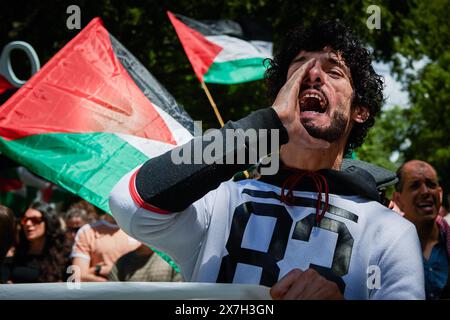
[10,254,46,283]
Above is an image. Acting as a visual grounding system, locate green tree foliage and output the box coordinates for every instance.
[357,105,409,172]
[404,53,450,191]
[357,0,450,192]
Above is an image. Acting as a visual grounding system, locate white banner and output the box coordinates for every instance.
[0,282,271,300]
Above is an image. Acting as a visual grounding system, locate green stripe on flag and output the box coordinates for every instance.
[203,57,267,84]
[0,132,148,213]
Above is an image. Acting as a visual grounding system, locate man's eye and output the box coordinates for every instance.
[426,181,437,189]
[328,70,342,77]
[410,182,420,190]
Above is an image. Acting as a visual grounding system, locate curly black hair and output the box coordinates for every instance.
[265,20,383,155]
[14,201,71,282]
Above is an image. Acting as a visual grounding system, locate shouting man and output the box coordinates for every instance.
[109,21,424,299]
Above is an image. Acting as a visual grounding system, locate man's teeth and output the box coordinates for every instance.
[300,93,325,107]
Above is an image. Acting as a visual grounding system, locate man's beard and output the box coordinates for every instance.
[301,110,348,143]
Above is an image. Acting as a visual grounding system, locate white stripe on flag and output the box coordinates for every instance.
[205,35,272,62]
[152,103,193,146]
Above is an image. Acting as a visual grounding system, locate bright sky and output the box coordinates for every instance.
[373,57,429,109]
[373,61,409,109]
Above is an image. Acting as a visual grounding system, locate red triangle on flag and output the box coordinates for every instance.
[0,75,14,95]
[168,11,222,82]
[0,18,176,145]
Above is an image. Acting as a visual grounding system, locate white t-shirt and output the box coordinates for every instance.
[109,169,425,300]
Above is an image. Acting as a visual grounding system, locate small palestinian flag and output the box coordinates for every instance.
[168,11,272,84]
[0,17,194,214]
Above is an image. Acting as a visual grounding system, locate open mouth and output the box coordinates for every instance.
[299,89,328,113]
[416,201,435,210]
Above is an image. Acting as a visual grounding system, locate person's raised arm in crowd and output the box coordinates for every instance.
[71,213,140,282]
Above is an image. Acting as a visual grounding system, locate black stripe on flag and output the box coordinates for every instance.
[109,34,195,135]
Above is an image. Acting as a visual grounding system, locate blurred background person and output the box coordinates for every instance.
[108,243,182,282]
[64,203,96,246]
[393,160,449,299]
[9,201,71,283]
[439,191,450,224]
[71,212,140,282]
[0,205,16,283]
[65,198,99,223]
[389,199,404,216]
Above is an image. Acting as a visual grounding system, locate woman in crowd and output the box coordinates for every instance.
[10,201,71,283]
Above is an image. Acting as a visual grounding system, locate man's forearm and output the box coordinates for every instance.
[135,108,288,212]
[82,267,108,282]
[81,273,108,282]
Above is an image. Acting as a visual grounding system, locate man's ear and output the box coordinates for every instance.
[352,106,370,123]
[391,192,406,215]
[392,192,402,209]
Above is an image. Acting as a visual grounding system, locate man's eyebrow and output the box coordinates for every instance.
[290,54,352,80]
[328,56,353,80]
[328,56,349,72]
[291,55,348,70]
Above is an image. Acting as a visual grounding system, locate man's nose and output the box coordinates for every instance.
[303,62,324,86]
[418,183,431,195]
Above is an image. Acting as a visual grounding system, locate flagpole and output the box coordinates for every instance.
[200,80,224,127]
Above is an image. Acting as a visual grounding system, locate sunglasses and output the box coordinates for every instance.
[21,216,44,225]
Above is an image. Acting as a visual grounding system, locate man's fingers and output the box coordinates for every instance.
[270,268,303,299]
[282,276,309,299]
[312,283,344,300]
[286,58,316,88]
[270,268,344,300]
[287,76,301,115]
[281,268,320,299]
[271,58,315,112]
[280,58,315,101]
[285,58,316,114]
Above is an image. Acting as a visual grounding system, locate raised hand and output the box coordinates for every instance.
[270,268,344,300]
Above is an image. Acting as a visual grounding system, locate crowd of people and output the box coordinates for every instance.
[1,157,449,299]
[0,194,181,285]
[0,19,449,300]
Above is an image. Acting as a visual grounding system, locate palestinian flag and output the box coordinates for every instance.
[168,11,272,84]
[0,17,194,215]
